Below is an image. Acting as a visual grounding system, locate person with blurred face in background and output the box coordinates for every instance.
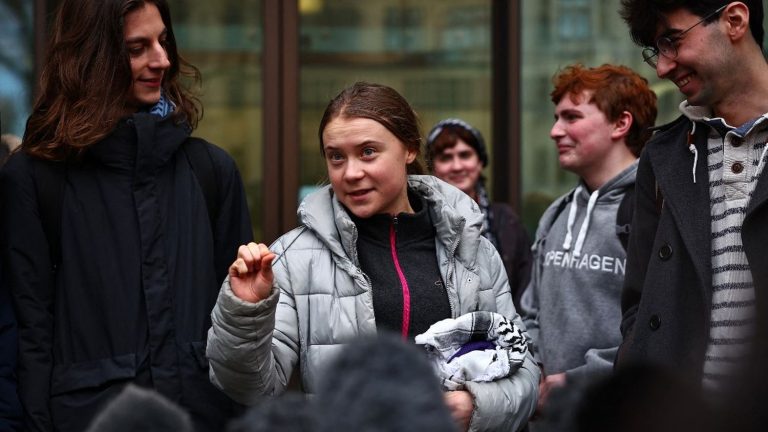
[426,119,532,310]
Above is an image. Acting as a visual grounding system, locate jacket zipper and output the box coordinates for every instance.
[390,216,411,338]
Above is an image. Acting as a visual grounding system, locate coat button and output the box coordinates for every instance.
[649,315,661,331]
[658,244,673,260]
[731,162,744,174]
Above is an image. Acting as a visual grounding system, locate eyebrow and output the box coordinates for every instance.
[658,27,684,38]
[125,28,168,44]
[554,108,583,117]
[324,139,381,150]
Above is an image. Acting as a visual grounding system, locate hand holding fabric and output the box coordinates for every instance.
[415,311,529,390]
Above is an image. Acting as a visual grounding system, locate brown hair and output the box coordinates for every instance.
[23,0,201,161]
[550,64,658,157]
[428,126,478,162]
[318,82,426,175]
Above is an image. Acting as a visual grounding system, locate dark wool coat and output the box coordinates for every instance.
[617,115,768,380]
[0,113,253,431]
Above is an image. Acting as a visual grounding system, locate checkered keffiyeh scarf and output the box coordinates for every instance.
[414,311,529,391]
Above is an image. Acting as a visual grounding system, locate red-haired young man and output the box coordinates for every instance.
[520,63,657,415]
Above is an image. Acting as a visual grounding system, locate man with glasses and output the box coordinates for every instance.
[618,0,768,396]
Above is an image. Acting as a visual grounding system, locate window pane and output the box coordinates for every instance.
[299,0,492,201]
[0,1,33,138]
[169,0,264,239]
[520,0,681,233]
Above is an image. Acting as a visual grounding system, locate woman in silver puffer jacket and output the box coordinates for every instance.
[207,82,539,432]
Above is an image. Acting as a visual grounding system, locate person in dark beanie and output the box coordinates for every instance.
[85,385,193,432]
[426,119,532,310]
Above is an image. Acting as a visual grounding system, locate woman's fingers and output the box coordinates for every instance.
[260,250,276,281]
[229,243,274,303]
[234,242,274,275]
[228,257,249,277]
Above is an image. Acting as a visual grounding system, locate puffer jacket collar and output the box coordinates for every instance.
[296,175,484,270]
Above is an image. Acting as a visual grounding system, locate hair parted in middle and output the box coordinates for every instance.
[550,64,658,157]
[318,82,426,175]
[22,0,202,161]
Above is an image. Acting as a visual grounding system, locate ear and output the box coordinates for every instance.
[611,111,633,141]
[405,147,417,164]
[723,2,751,43]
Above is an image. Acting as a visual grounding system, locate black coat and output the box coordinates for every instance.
[0,277,21,431]
[0,113,253,431]
[488,202,532,311]
[617,115,768,381]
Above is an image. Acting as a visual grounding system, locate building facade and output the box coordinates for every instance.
[1,0,695,240]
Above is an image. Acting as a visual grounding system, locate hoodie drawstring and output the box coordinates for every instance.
[573,189,600,257]
[561,186,599,257]
[688,122,698,184]
[562,186,581,251]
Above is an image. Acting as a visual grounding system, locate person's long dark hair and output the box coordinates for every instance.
[23,0,201,161]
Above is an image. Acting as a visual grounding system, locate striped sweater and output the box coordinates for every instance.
[682,103,766,389]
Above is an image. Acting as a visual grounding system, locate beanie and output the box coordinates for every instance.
[426,118,488,167]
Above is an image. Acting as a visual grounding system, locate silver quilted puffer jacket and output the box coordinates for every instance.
[207,175,540,431]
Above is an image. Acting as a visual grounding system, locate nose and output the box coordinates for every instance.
[550,120,565,140]
[343,159,365,182]
[655,54,675,79]
[448,155,462,170]
[149,42,171,70]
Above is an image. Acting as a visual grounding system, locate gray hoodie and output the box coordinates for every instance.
[521,161,637,382]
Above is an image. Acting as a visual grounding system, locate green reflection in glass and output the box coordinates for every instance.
[169,0,264,239]
[299,0,493,206]
[520,0,681,235]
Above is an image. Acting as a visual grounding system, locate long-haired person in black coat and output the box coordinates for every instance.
[0,1,253,430]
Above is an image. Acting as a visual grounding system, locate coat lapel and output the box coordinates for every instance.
[747,162,768,215]
[647,122,712,294]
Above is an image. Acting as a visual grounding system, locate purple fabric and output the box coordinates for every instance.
[447,340,496,363]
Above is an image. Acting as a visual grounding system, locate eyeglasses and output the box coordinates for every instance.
[642,4,727,69]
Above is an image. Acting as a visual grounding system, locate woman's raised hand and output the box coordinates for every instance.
[228,242,276,303]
